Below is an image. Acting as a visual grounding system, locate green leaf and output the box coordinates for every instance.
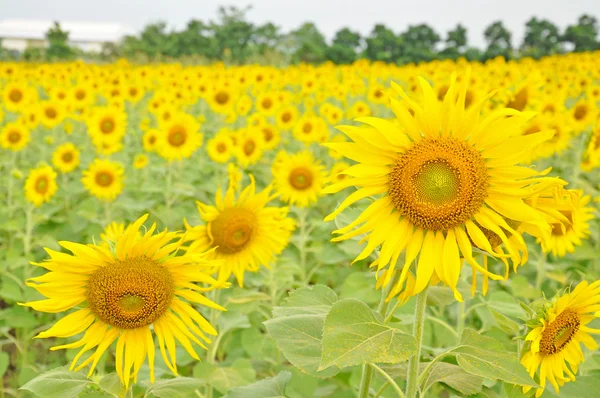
[19,368,93,398]
[98,373,122,396]
[319,298,417,370]
[223,371,291,398]
[488,308,521,334]
[421,362,483,396]
[0,352,9,378]
[0,306,37,328]
[542,375,600,397]
[145,377,204,398]
[264,285,339,378]
[194,359,256,394]
[454,329,538,387]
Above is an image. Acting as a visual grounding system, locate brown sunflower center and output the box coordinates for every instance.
[281,112,292,123]
[35,176,49,194]
[87,256,174,329]
[210,207,257,254]
[262,127,274,142]
[75,90,86,100]
[262,98,273,109]
[9,89,23,103]
[168,126,187,147]
[216,142,227,153]
[95,171,114,187]
[388,137,489,231]
[8,130,22,143]
[574,104,588,121]
[539,309,580,355]
[302,123,313,134]
[100,118,116,134]
[289,167,314,190]
[45,107,58,119]
[61,152,74,163]
[215,91,230,105]
[243,140,256,156]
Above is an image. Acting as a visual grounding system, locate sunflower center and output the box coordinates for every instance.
[539,309,580,355]
[289,167,314,190]
[9,89,23,103]
[215,91,229,105]
[61,152,74,162]
[302,123,313,134]
[168,126,187,147]
[95,171,114,187]
[210,207,257,254]
[574,105,588,121]
[216,142,227,153]
[8,130,21,143]
[281,112,291,123]
[100,118,115,134]
[76,90,86,100]
[551,210,574,236]
[35,177,49,194]
[243,140,256,156]
[262,127,274,142]
[262,98,273,109]
[45,108,57,119]
[87,256,174,329]
[388,137,489,231]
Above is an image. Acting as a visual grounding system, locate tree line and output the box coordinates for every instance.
[1,6,599,64]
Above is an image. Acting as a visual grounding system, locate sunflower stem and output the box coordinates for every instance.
[405,286,429,398]
[297,207,309,282]
[358,270,397,398]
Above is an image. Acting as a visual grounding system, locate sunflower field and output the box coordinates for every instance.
[1,53,600,398]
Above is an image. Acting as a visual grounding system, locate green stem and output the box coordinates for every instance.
[456,300,465,344]
[359,272,397,398]
[371,364,405,398]
[297,207,309,282]
[205,288,221,398]
[373,381,390,398]
[405,286,429,398]
[536,251,546,291]
[23,204,34,256]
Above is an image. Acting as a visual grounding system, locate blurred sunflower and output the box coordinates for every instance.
[185,176,295,286]
[25,165,58,206]
[521,280,600,397]
[39,101,65,129]
[52,143,80,173]
[207,131,234,164]
[234,128,265,167]
[156,113,202,161]
[82,159,124,202]
[272,150,326,207]
[276,105,299,131]
[0,122,30,151]
[23,214,226,387]
[142,129,159,152]
[87,107,128,145]
[133,154,149,169]
[324,73,565,301]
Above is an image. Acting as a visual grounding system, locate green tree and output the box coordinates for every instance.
[484,21,512,59]
[327,27,361,64]
[253,22,282,58]
[363,24,400,63]
[121,22,173,58]
[211,6,256,63]
[520,17,562,58]
[175,19,217,59]
[562,14,599,52]
[398,24,441,63]
[45,22,74,61]
[289,22,328,63]
[439,24,468,59]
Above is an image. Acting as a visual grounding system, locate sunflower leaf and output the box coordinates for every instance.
[222,371,291,398]
[318,298,417,370]
[19,368,94,398]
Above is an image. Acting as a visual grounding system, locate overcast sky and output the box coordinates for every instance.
[0,0,599,47]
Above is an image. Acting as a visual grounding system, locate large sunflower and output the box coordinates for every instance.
[25,165,58,206]
[324,73,566,301]
[521,279,600,397]
[22,214,226,387]
[185,176,295,286]
[82,159,124,202]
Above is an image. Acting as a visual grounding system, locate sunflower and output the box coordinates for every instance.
[521,279,600,397]
[0,122,30,151]
[156,113,203,162]
[259,123,281,150]
[25,165,58,206]
[569,97,596,133]
[324,73,566,301]
[256,92,278,116]
[234,128,265,168]
[208,86,235,114]
[22,214,227,387]
[142,129,159,152]
[100,221,126,243]
[329,161,351,184]
[276,105,299,131]
[39,101,66,129]
[272,150,326,207]
[2,81,36,112]
[87,107,128,145]
[82,159,124,202]
[133,154,149,169]
[185,176,294,286]
[52,143,80,173]
[235,95,253,116]
[207,131,234,164]
[293,114,327,144]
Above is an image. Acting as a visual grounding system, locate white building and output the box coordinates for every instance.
[0,19,136,53]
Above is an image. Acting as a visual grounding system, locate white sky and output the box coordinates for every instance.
[0,0,598,47]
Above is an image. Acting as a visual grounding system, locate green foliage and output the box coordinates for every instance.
[563,15,599,52]
[521,18,562,59]
[222,371,291,398]
[20,368,93,398]
[45,22,75,61]
[484,21,513,60]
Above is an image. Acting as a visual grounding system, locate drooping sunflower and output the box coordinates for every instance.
[52,142,80,173]
[25,165,58,206]
[272,150,326,207]
[521,279,600,397]
[324,73,566,301]
[185,176,295,286]
[22,214,227,387]
[82,159,124,202]
[156,113,203,162]
[0,122,30,151]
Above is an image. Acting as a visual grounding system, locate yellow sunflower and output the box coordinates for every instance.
[39,101,66,129]
[82,159,124,202]
[272,150,326,207]
[324,72,566,301]
[25,165,58,206]
[521,279,600,397]
[2,81,36,112]
[1,122,30,151]
[133,154,149,170]
[22,214,227,387]
[207,131,234,164]
[142,129,159,152]
[234,128,265,168]
[87,107,128,145]
[52,143,80,173]
[156,113,203,162]
[185,176,295,286]
[276,105,299,131]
